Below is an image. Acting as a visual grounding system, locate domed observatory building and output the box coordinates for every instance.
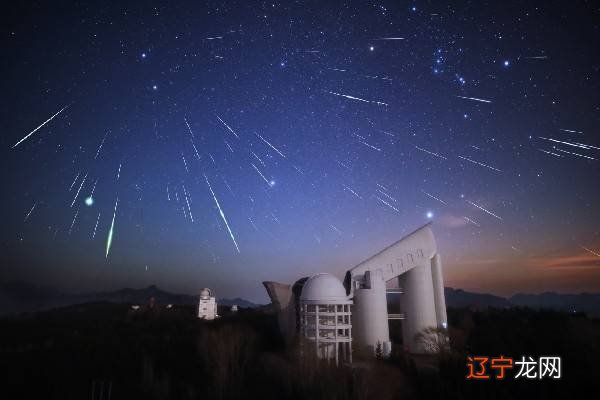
[299,274,352,364]
[198,288,217,320]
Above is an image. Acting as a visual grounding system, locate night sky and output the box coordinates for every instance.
[2,1,599,303]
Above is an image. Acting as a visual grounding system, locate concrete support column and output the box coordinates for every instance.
[431,253,448,329]
[352,270,389,355]
[399,262,437,353]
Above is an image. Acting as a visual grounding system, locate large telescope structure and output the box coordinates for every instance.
[263,222,447,361]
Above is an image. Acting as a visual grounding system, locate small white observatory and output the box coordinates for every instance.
[198,288,218,320]
[263,223,447,362]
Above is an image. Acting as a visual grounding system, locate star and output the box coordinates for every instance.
[85,196,94,206]
[369,46,374,51]
[426,211,434,219]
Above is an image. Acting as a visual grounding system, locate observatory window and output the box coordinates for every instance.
[306,304,316,313]
[318,305,329,313]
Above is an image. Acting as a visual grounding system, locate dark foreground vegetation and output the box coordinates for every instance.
[1,303,599,399]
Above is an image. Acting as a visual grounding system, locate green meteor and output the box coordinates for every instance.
[105,196,119,258]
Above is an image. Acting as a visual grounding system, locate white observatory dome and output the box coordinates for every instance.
[200,288,212,299]
[300,273,349,304]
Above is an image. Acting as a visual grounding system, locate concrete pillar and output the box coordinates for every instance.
[399,262,437,353]
[431,253,448,329]
[352,270,389,355]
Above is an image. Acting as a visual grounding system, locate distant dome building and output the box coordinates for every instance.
[299,273,352,364]
[230,304,238,313]
[198,288,217,320]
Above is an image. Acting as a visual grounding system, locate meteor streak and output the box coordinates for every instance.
[204,174,240,253]
[250,150,265,166]
[191,139,201,160]
[182,184,193,222]
[342,184,362,199]
[24,202,37,222]
[105,197,119,258]
[582,246,600,257]
[456,95,492,103]
[90,178,99,197]
[329,224,342,235]
[181,153,189,173]
[538,149,564,158]
[376,196,400,212]
[466,200,503,220]
[422,190,448,205]
[92,212,101,239]
[377,189,397,203]
[68,208,80,235]
[270,212,281,225]
[255,133,286,157]
[69,172,81,191]
[251,163,271,186]
[463,216,481,227]
[325,90,388,106]
[415,146,447,160]
[71,173,88,207]
[12,104,70,148]
[458,155,502,172]
[538,137,600,151]
[359,140,382,152]
[94,131,109,159]
[117,163,122,181]
[555,148,596,160]
[559,128,583,134]
[184,116,195,139]
[374,37,405,40]
[216,115,239,138]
